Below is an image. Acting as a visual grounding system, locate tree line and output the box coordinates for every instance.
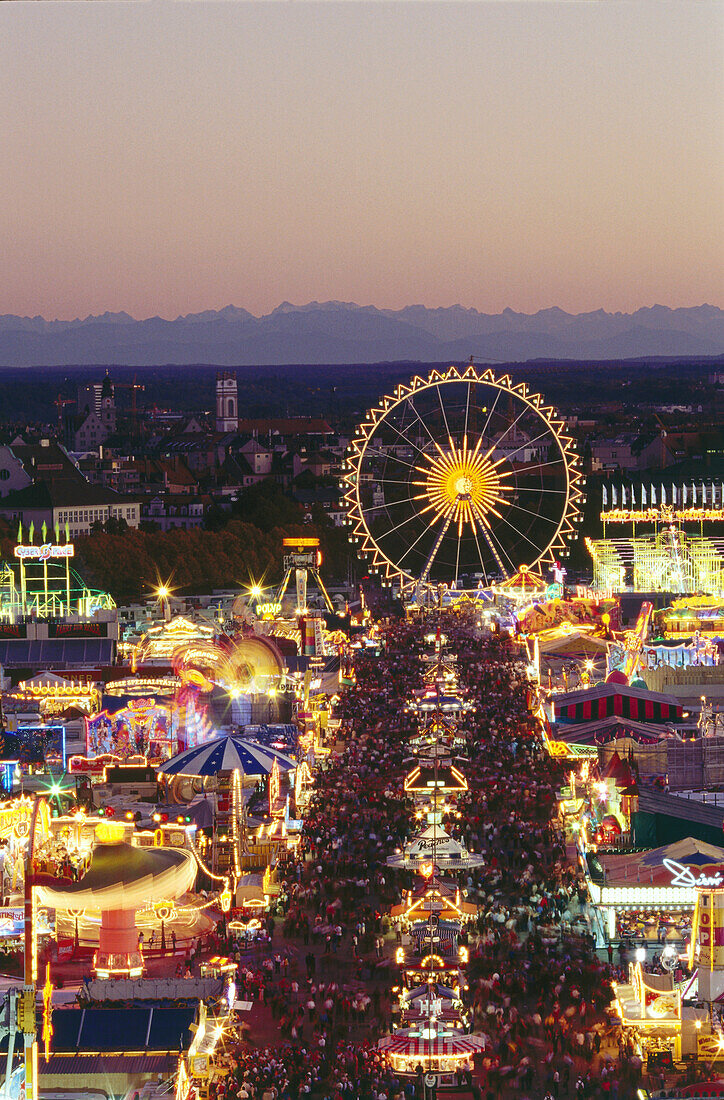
[0,481,353,605]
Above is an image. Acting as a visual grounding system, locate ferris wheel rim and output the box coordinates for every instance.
[344,364,585,586]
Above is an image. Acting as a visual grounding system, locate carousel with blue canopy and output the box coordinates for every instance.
[158,735,296,779]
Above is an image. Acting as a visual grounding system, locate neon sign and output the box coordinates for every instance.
[575,585,613,601]
[602,507,724,523]
[663,857,724,889]
[256,602,282,618]
[14,543,74,561]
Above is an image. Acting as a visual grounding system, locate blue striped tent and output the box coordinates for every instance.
[158,735,296,778]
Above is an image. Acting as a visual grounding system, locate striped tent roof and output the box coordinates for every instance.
[378,1032,486,1056]
[553,682,682,725]
[158,735,296,777]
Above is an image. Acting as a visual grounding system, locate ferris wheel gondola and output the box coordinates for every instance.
[343,363,585,596]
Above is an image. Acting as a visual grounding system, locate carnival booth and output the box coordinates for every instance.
[158,734,298,883]
[611,960,708,1064]
[404,764,468,801]
[405,688,474,718]
[586,837,724,943]
[133,615,218,666]
[6,673,100,717]
[159,734,296,788]
[398,983,466,1027]
[387,825,485,872]
[390,879,477,928]
[408,716,466,758]
[553,682,683,727]
[409,918,462,957]
[654,598,724,641]
[377,1024,486,1086]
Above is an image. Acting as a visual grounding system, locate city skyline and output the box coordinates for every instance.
[2,1,723,321]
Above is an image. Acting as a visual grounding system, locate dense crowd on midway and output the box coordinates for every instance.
[209,612,646,1099]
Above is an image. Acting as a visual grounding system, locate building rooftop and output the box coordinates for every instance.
[0,479,138,509]
[237,417,334,435]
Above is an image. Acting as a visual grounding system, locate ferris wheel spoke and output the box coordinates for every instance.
[397,520,440,568]
[516,485,568,495]
[470,523,490,587]
[376,509,427,541]
[404,395,439,450]
[512,457,570,476]
[470,504,511,578]
[419,513,454,586]
[505,498,562,525]
[478,385,502,446]
[377,412,433,461]
[494,509,552,557]
[435,382,454,446]
[496,426,557,465]
[484,400,531,454]
[363,447,418,471]
[376,493,428,515]
[475,500,526,576]
[373,478,430,489]
[454,523,463,586]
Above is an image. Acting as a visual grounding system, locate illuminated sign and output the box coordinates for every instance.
[256,602,282,618]
[42,963,54,1061]
[545,741,570,758]
[18,680,95,698]
[86,699,175,761]
[14,543,74,561]
[190,1053,210,1078]
[602,507,724,523]
[48,621,107,638]
[0,623,27,638]
[575,585,613,601]
[0,909,23,922]
[282,537,320,548]
[663,858,724,889]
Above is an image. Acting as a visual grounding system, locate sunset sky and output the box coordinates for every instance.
[2,1,722,320]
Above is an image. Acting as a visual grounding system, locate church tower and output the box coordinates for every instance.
[216,371,238,432]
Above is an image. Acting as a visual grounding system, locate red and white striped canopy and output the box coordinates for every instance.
[379,1033,486,1057]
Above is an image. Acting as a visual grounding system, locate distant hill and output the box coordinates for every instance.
[0,301,721,366]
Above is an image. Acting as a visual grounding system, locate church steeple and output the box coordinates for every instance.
[216,371,238,432]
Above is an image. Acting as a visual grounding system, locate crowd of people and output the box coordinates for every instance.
[210,611,637,1099]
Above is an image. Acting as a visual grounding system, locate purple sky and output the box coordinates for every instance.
[2,1,722,320]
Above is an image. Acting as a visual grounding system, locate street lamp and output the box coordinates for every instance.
[156,584,170,622]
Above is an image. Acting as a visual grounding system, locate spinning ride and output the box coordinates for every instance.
[344,363,584,596]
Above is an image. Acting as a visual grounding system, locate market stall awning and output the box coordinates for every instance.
[537,631,609,658]
[598,837,724,888]
[550,715,677,746]
[553,682,682,725]
[378,1032,486,1056]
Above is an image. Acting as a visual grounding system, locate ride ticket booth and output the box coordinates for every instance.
[610,960,708,1065]
[200,956,236,980]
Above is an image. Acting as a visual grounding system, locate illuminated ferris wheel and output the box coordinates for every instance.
[343,363,585,593]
